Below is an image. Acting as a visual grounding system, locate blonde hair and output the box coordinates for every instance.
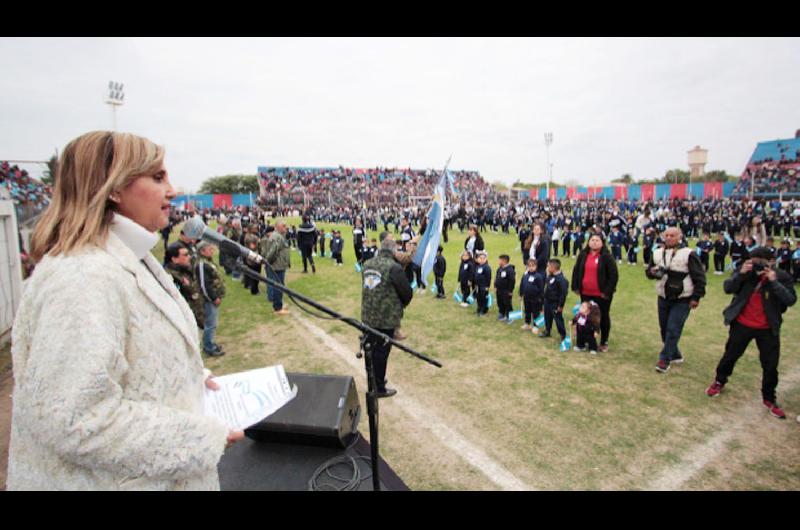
[30,131,165,262]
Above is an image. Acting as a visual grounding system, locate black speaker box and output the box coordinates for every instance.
[244,372,361,448]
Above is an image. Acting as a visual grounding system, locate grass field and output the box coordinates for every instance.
[155,218,800,490]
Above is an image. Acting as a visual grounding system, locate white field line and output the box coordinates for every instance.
[647,368,800,491]
[291,312,532,491]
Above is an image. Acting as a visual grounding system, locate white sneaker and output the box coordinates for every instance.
[460,302,469,308]
[521,324,531,330]
[574,346,586,352]
[589,350,598,355]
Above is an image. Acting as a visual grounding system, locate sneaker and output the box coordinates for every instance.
[763,400,786,419]
[497,315,506,321]
[655,360,670,373]
[460,302,469,308]
[671,354,684,365]
[520,324,531,330]
[589,350,598,355]
[573,346,586,352]
[530,327,539,335]
[394,331,407,340]
[377,388,397,399]
[274,308,291,315]
[705,381,724,397]
[599,344,609,353]
[538,332,551,339]
[204,349,225,357]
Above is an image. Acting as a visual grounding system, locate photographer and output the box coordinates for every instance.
[646,227,706,373]
[705,248,796,419]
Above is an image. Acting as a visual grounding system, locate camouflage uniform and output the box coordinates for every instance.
[361,248,414,392]
[197,254,227,303]
[242,229,262,293]
[165,262,205,328]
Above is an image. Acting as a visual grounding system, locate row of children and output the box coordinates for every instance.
[695,232,800,279]
[450,250,603,353]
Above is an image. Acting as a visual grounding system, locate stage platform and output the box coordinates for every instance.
[218,433,409,491]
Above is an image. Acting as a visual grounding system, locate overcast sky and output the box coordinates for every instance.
[1,37,798,191]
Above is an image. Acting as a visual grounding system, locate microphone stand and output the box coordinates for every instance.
[229,250,441,492]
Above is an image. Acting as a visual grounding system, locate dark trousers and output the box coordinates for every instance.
[580,294,611,345]
[435,276,445,297]
[496,289,512,317]
[476,287,489,314]
[266,268,286,310]
[628,247,638,264]
[544,300,566,339]
[333,252,342,264]
[552,240,559,257]
[412,263,425,288]
[714,254,725,272]
[523,298,542,325]
[576,328,598,351]
[300,245,315,272]
[643,247,652,266]
[715,321,780,402]
[460,280,472,300]
[366,328,395,393]
[562,238,571,257]
[611,245,622,261]
[657,297,691,362]
[244,261,261,295]
[700,253,709,271]
[355,246,363,264]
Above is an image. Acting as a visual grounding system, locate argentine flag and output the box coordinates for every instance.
[413,156,451,283]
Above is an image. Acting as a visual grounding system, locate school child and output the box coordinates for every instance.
[697,232,713,272]
[518,258,545,333]
[331,230,344,266]
[573,230,585,257]
[642,227,656,266]
[473,250,492,317]
[792,241,800,282]
[609,226,624,263]
[572,301,602,355]
[540,259,568,341]
[626,228,639,265]
[713,232,729,275]
[363,238,378,262]
[730,233,747,270]
[765,237,777,259]
[317,229,327,257]
[458,250,475,307]
[494,254,516,321]
[776,239,792,274]
[433,245,446,299]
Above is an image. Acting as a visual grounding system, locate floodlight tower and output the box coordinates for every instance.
[544,132,553,195]
[105,81,125,131]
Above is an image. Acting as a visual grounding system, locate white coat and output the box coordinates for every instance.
[7,231,228,490]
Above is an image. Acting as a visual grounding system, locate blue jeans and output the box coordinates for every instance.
[267,268,286,310]
[657,297,691,362]
[203,301,219,353]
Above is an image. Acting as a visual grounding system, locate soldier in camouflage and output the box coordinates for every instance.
[263,221,292,314]
[196,241,226,357]
[361,236,413,398]
[224,218,243,278]
[164,244,205,329]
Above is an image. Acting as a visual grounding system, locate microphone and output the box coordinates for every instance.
[183,216,263,264]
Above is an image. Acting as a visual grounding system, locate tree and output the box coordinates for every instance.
[702,170,731,183]
[41,155,58,186]
[663,169,690,184]
[197,174,259,194]
[612,173,633,184]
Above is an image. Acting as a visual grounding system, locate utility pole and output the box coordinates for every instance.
[544,132,553,195]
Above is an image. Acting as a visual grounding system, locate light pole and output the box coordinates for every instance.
[105,81,125,131]
[544,132,553,195]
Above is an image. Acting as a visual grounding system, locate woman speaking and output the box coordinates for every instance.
[7,131,242,490]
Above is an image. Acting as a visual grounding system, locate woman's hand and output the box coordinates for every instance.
[226,430,245,449]
[205,372,219,390]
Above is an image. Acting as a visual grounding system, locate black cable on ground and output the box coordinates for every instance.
[307,433,375,491]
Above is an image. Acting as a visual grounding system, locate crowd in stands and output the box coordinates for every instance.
[0,161,52,218]
[258,166,494,210]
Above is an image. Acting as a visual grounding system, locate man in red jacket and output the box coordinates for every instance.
[705,247,797,419]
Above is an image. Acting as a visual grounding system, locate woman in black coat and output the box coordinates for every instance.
[571,233,619,352]
[524,222,551,272]
[464,225,485,256]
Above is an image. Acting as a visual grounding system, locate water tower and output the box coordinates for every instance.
[687,145,708,178]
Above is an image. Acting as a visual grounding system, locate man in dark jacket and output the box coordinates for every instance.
[433,245,446,299]
[494,254,516,321]
[196,242,226,357]
[705,247,796,419]
[297,216,317,273]
[540,258,569,341]
[361,237,414,398]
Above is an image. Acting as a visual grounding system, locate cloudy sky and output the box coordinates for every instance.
[1,37,798,191]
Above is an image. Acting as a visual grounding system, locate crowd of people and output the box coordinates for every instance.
[735,164,799,196]
[0,161,52,216]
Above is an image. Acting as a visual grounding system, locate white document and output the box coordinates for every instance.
[204,364,298,432]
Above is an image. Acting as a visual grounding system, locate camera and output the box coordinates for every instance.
[651,266,668,279]
[752,262,766,273]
